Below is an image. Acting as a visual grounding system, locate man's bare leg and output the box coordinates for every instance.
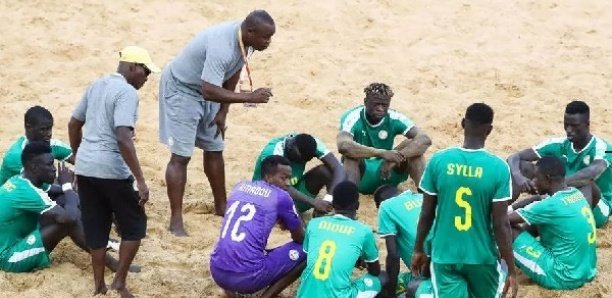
[166,154,190,236]
[204,151,227,216]
[343,157,362,185]
[110,240,141,298]
[260,262,306,298]
[405,155,426,187]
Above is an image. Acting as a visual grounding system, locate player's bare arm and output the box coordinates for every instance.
[287,186,332,213]
[67,117,85,156]
[320,153,345,192]
[116,126,149,206]
[337,131,404,163]
[492,201,518,298]
[395,126,432,158]
[508,148,539,193]
[383,236,400,297]
[566,159,607,188]
[365,260,381,276]
[510,195,544,211]
[411,193,436,277]
[201,81,271,104]
[210,70,241,138]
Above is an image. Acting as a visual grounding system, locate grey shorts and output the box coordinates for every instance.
[159,67,224,157]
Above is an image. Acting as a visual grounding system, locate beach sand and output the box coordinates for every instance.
[1,0,611,297]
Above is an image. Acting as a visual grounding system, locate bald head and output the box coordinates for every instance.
[244,10,275,27]
[241,10,275,51]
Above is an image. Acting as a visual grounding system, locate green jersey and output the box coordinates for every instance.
[0,136,72,185]
[419,147,511,264]
[517,187,597,283]
[252,133,330,186]
[0,176,56,253]
[339,105,414,150]
[377,190,423,267]
[297,214,379,298]
[534,136,612,201]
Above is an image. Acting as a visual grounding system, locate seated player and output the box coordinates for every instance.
[337,83,431,195]
[508,100,612,227]
[297,181,388,298]
[509,156,597,290]
[0,106,72,191]
[0,141,81,272]
[374,185,433,298]
[252,132,345,214]
[210,155,306,297]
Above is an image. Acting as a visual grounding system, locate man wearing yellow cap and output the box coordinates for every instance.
[68,46,159,297]
[159,10,276,236]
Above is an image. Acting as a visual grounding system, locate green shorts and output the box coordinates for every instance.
[397,272,434,297]
[0,229,50,272]
[513,231,590,290]
[352,273,382,298]
[431,262,505,298]
[593,197,611,228]
[358,158,409,194]
[294,178,317,213]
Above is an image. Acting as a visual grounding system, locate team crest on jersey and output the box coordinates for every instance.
[27,235,36,245]
[2,181,15,191]
[289,249,300,261]
[378,130,388,140]
[584,155,591,165]
[363,277,373,287]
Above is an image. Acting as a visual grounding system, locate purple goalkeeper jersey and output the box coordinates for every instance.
[210,180,302,273]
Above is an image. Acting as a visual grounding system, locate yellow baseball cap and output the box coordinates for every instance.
[118,46,161,73]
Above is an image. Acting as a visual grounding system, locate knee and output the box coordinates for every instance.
[169,154,191,167]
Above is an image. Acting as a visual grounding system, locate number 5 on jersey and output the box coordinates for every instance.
[455,187,472,231]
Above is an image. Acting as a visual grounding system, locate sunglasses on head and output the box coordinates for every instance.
[137,63,151,76]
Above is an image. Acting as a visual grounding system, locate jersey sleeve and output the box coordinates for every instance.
[72,89,89,121]
[493,160,512,202]
[377,203,397,237]
[339,108,361,135]
[0,155,16,185]
[362,227,379,262]
[313,136,331,159]
[593,138,611,167]
[201,50,233,87]
[3,179,56,214]
[516,199,555,226]
[533,138,565,158]
[302,221,312,253]
[50,139,73,161]
[276,190,302,231]
[419,153,439,195]
[114,90,138,128]
[389,110,415,136]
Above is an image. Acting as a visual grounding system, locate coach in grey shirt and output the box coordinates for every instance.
[159,10,275,236]
[68,46,158,297]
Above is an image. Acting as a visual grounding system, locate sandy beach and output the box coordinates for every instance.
[1,1,611,297]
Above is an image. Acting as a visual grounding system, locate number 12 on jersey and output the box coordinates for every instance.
[221,201,257,242]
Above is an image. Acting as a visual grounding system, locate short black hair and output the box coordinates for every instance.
[244,10,275,27]
[21,141,52,168]
[364,82,394,100]
[294,134,317,160]
[536,156,566,180]
[373,184,399,208]
[332,181,359,210]
[565,100,590,119]
[24,106,53,126]
[465,102,494,125]
[261,155,291,178]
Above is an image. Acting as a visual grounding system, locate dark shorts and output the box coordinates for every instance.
[77,175,147,249]
[210,241,305,294]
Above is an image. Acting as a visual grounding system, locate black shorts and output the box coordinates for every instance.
[77,175,147,249]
